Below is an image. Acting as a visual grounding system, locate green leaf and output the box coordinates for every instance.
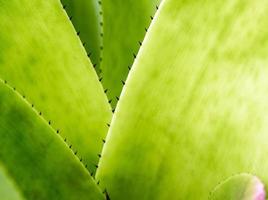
[210,174,265,200]
[60,0,102,73]
[0,80,104,200]
[0,0,112,174]
[0,164,24,200]
[97,0,268,199]
[100,0,161,108]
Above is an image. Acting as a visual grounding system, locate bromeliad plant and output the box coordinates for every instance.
[0,0,268,199]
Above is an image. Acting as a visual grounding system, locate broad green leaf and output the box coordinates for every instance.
[97,0,268,199]
[0,164,24,200]
[60,0,102,73]
[210,174,265,200]
[0,0,112,174]
[0,80,104,200]
[101,0,161,108]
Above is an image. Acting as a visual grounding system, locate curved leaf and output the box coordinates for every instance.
[210,174,265,200]
[60,0,102,72]
[101,0,161,108]
[97,0,268,199]
[0,164,24,200]
[0,80,104,200]
[0,0,112,174]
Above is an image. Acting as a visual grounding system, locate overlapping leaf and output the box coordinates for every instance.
[100,0,161,108]
[0,80,104,200]
[211,174,265,200]
[97,0,268,199]
[0,164,24,200]
[60,0,102,72]
[0,0,112,174]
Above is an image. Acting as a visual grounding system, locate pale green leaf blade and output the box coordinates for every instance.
[0,0,112,174]
[60,0,102,72]
[101,0,161,108]
[210,174,266,200]
[97,0,268,199]
[0,164,24,200]
[0,80,104,200]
